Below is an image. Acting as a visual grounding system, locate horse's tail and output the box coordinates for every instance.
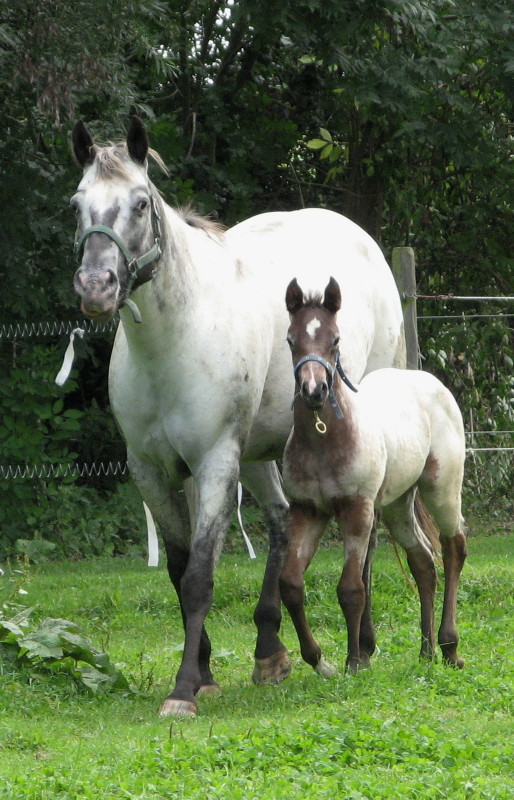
[414,491,442,562]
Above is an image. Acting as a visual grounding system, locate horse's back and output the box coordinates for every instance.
[228,208,405,379]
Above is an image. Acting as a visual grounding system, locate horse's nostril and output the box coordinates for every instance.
[320,382,328,395]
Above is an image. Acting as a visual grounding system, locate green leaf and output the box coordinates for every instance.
[307,139,328,150]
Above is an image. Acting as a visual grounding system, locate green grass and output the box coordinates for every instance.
[1,531,514,799]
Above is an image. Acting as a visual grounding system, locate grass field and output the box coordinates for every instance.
[1,529,514,799]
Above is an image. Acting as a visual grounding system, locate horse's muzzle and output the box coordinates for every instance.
[74,266,119,320]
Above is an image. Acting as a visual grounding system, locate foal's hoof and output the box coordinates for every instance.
[252,650,291,685]
[196,682,222,698]
[443,655,464,670]
[315,657,338,678]
[159,697,197,718]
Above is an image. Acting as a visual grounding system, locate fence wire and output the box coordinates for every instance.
[0,319,117,341]
[0,461,129,481]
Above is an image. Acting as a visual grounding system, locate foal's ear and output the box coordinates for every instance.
[285,278,304,315]
[127,116,149,165]
[72,121,96,167]
[323,276,341,314]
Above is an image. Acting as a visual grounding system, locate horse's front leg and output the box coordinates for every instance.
[335,496,375,673]
[126,455,219,711]
[240,462,291,685]
[279,502,333,676]
[160,452,240,717]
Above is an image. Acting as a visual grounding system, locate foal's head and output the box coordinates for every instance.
[285,277,342,411]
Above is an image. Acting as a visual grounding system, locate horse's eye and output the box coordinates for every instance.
[286,336,295,349]
[333,336,340,347]
[136,198,149,212]
[69,199,79,214]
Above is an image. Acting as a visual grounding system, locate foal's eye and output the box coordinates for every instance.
[286,336,294,349]
[135,198,149,212]
[333,336,340,347]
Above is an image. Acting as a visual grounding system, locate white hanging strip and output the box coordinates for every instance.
[237,482,256,560]
[55,328,85,386]
[144,502,159,567]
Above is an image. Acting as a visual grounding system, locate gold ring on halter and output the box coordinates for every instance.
[314,412,327,435]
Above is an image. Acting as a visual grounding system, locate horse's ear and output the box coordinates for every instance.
[72,121,96,167]
[323,276,341,314]
[285,278,304,315]
[127,116,149,164]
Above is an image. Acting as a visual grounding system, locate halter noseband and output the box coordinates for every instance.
[292,352,358,420]
[74,192,163,316]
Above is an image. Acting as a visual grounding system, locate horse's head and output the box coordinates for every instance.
[70,117,162,322]
[285,277,342,411]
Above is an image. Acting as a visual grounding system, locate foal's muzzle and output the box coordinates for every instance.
[300,377,329,409]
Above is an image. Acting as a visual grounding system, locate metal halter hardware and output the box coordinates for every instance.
[73,193,163,310]
[292,352,358,421]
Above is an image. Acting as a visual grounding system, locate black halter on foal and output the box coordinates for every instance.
[292,352,358,420]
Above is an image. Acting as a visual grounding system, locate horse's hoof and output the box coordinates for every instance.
[159,697,197,718]
[196,682,222,698]
[252,650,291,685]
[315,657,338,678]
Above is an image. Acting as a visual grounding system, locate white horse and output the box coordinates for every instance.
[70,116,405,716]
[280,277,467,678]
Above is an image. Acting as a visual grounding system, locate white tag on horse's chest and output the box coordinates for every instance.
[55,328,85,386]
[237,482,256,560]
[144,502,159,566]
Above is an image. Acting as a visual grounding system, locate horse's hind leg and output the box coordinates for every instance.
[279,503,334,676]
[240,462,291,685]
[382,489,437,661]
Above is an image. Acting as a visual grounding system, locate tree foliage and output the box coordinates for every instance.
[0,0,512,557]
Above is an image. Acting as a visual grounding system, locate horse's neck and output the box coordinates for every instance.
[119,206,214,346]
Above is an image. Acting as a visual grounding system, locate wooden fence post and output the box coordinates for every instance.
[392,247,419,370]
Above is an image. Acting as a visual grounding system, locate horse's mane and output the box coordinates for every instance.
[91,145,225,240]
[179,205,226,239]
[93,142,169,179]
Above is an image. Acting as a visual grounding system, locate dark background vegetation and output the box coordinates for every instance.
[0,0,512,559]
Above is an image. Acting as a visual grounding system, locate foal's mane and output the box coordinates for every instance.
[302,291,324,309]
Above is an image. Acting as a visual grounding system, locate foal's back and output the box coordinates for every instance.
[358,367,465,509]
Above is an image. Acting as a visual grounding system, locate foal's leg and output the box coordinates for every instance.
[240,462,291,685]
[419,488,467,668]
[359,518,378,667]
[334,496,375,673]
[382,489,437,660]
[279,502,333,676]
